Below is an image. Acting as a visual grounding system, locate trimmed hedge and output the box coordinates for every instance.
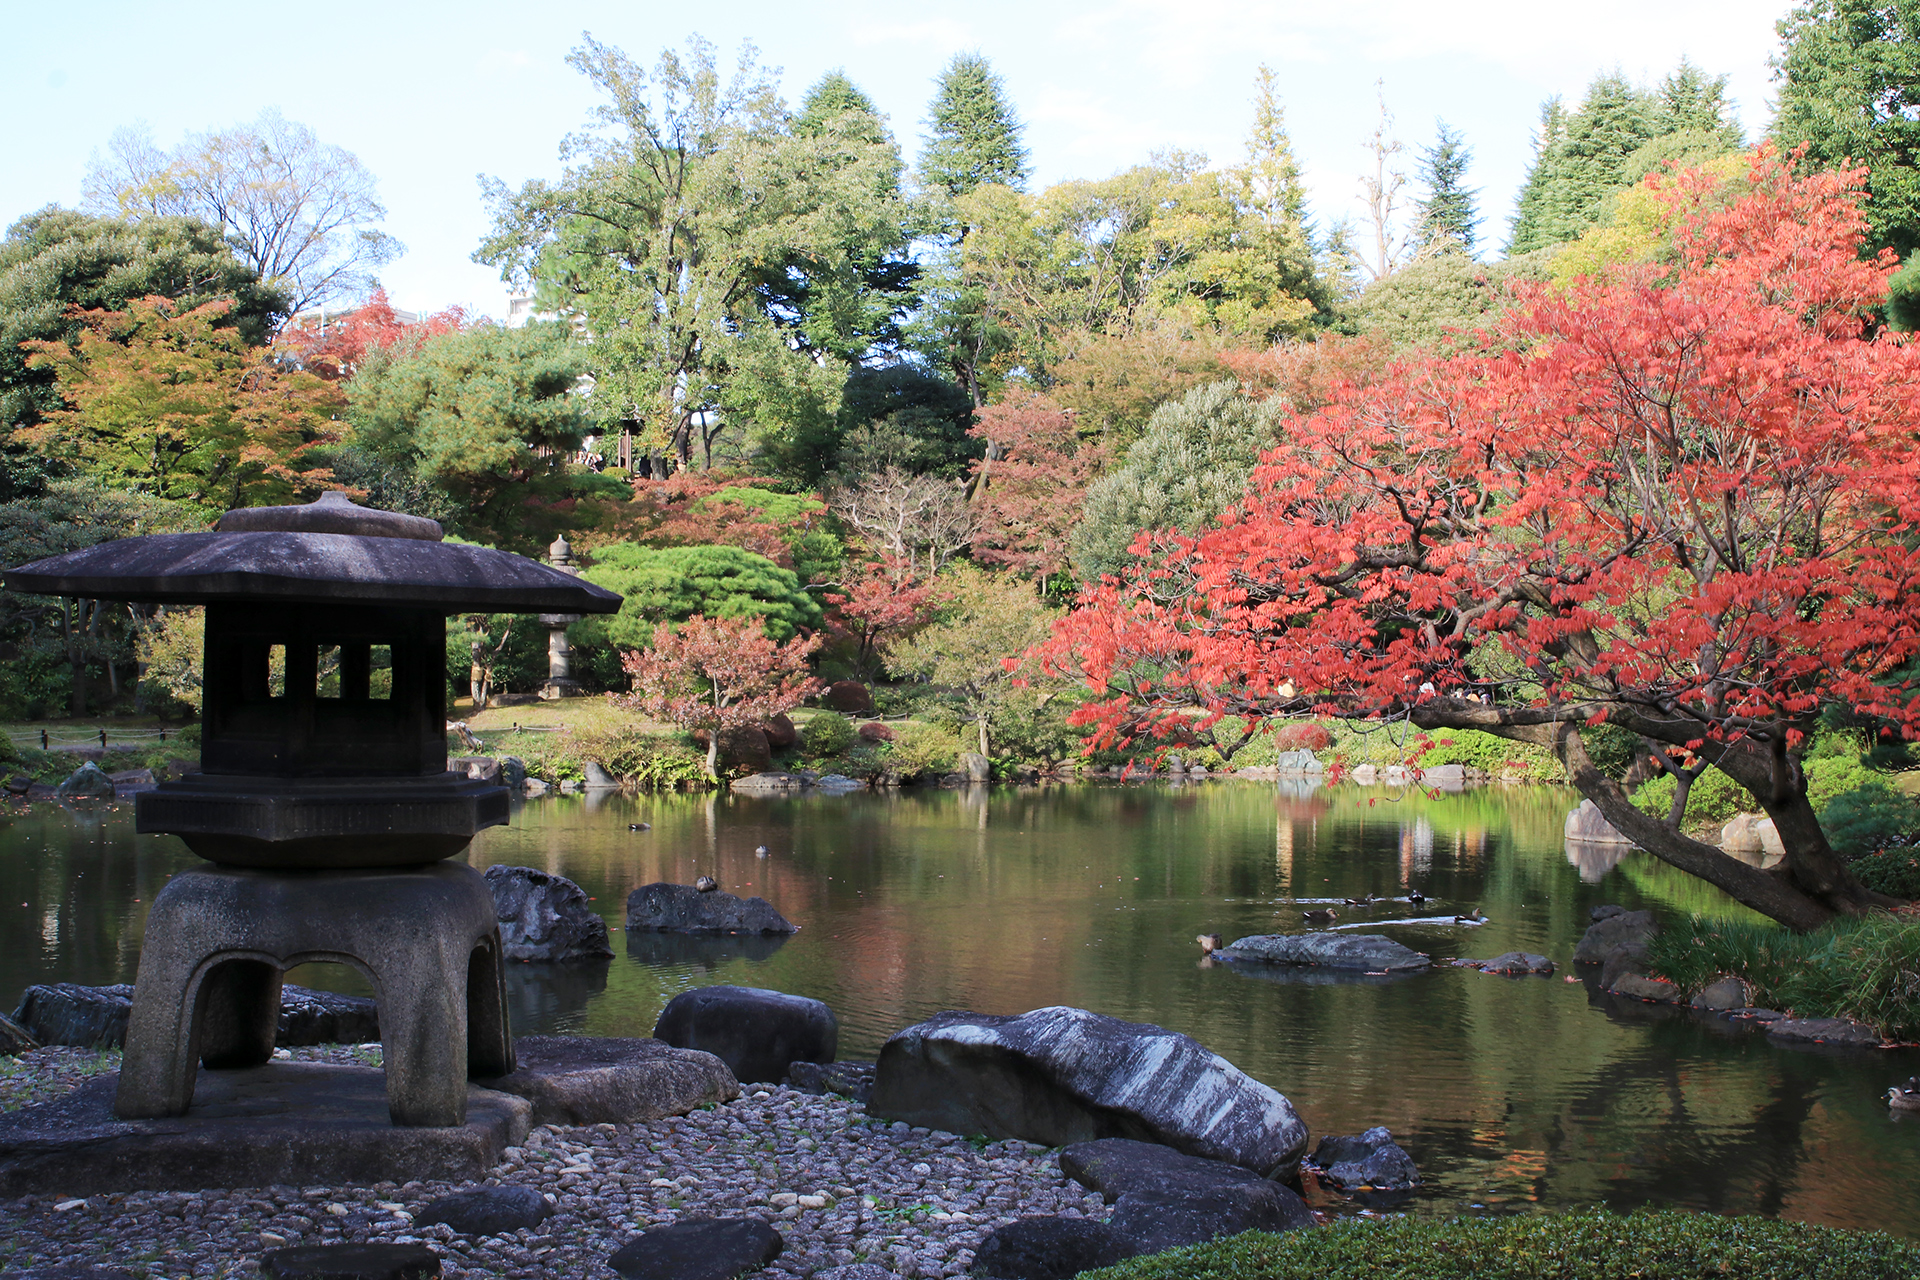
[1082,1209,1919,1280]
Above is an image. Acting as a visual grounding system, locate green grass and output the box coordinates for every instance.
[1646,913,1920,1040]
[1083,1209,1920,1280]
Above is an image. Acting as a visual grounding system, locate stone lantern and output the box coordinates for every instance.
[538,533,584,700]
[4,492,620,1128]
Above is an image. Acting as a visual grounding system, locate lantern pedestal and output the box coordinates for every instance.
[113,863,514,1128]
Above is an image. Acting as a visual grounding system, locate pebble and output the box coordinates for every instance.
[0,1046,1105,1278]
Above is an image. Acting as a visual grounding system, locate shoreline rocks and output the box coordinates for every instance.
[624,883,798,935]
[1215,933,1431,974]
[486,866,614,963]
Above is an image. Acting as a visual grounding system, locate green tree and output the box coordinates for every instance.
[832,364,980,479]
[917,53,1030,200]
[0,208,285,472]
[1070,381,1288,582]
[477,36,911,472]
[1773,0,1920,257]
[345,321,614,552]
[1415,122,1480,254]
[573,543,823,654]
[1351,250,1553,349]
[891,563,1059,756]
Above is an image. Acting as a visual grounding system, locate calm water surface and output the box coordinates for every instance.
[4,781,1918,1234]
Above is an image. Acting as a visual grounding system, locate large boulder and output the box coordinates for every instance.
[960,752,992,782]
[1215,933,1430,973]
[278,986,379,1045]
[607,1218,783,1280]
[1692,977,1751,1011]
[1721,813,1785,868]
[869,1006,1308,1175]
[486,866,614,962]
[653,986,837,1084]
[1565,799,1634,846]
[475,1035,738,1125]
[625,883,798,935]
[820,681,876,715]
[1274,749,1323,775]
[1573,908,1657,963]
[1310,1126,1420,1191]
[971,1217,1138,1280]
[12,984,132,1048]
[54,763,116,801]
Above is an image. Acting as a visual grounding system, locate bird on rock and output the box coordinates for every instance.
[694,875,719,893]
[1302,906,1339,926]
[1454,906,1486,924]
[1890,1077,1920,1112]
[629,823,650,832]
[1196,933,1225,954]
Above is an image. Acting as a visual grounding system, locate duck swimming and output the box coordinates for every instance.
[1196,933,1225,954]
[1343,894,1374,906]
[1891,1077,1920,1112]
[1408,890,1427,906]
[755,845,770,857]
[1454,906,1486,924]
[1302,906,1340,925]
[629,823,650,832]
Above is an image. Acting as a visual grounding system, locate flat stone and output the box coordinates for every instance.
[812,774,864,793]
[1574,909,1657,963]
[1060,1137,1281,1202]
[0,1062,528,1196]
[625,883,798,935]
[730,772,807,794]
[1609,973,1686,1003]
[785,1060,876,1103]
[1216,933,1431,973]
[606,1217,784,1280]
[1310,1126,1420,1191]
[869,1006,1308,1175]
[1766,1017,1884,1047]
[1477,952,1555,976]
[11,984,133,1049]
[972,1216,1138,1280]
[486,865,614,962]
[1692,977,1751,1011]
[654,986,838,1085]
[413,1184,554,1235]
[278,986,379,1046]
[475,1035,738,1125]
[1110,1182,1316,1252]
[1730,1007,1786,1022]
[261,1243,442,1280]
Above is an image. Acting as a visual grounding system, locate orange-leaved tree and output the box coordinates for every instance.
[1038,151,1920,930]
[968,388,1106,586]
[20,295,341,507]
[618,614,822,780]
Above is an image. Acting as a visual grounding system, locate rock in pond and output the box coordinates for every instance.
[1692,977,1751,1011]
[653,986,838,1085]
[868,1005,1308,1175]
[1311,1126,1420,1191]
[1475,952,1555,976]
[1215,933,1430,973]
[729,772,808,795]
[1564,799,1634,846]
[1573,908,1657,963]
[486,865,614,962]
[961,752,992,782]
[1766,1016,1884,1048]
[475,1035,738,1125]
[54,762,115,801]
[625,882,798,935]
[413,1184,554,1235]
[972,1216,1138,1280]
[1609,973,1686,1003]
[607,1218,783,1280]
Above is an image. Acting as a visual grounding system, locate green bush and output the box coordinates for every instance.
[1852,847,1920,899]
[1417,728,1563,781]
[803,711,855,758]
[1083,1208,1919,1280]
[1630,767,1755,828]
[1646,913,1920,1041]
[879,721,963,780]
[1821,779,1920,858]
[0,650,71,721]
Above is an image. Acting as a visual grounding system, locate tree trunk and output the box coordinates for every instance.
[1409,704,1897,931]
[705,730,721,782]
[978,714,989,758]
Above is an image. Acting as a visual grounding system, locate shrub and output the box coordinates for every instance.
[1083,1209,1918,1280]
[1852,847,1920,899]
[558,716,707,789]
[803,710,855,758]
[1417,728,1563,781]
[881,721,962,780]
[1646,913,1920,1041]
[1821,779,1920,858]
[1630,767,1754,828]
[1272,721,1333,752]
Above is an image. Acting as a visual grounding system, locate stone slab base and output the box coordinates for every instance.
[0,1062,530,1197]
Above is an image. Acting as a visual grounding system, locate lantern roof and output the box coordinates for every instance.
[3,492,621,614]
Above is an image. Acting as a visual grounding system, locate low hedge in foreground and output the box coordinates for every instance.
[1081,1209,1919,1280]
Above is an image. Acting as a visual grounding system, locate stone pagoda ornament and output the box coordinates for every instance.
[538,532,584,701]
[5,492,621,1128]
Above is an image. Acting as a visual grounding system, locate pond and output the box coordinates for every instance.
[4,780,1918,1235]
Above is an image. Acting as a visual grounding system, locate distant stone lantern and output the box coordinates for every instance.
[538,533,583,700]
[5,492,621,1128]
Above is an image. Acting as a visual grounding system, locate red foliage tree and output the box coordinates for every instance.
[822,555,945,680]
[273,288,467,381]
[587,472,811,568]
[1039,152,1920,929]
[618,614,822,779]
[968,388,1107,583]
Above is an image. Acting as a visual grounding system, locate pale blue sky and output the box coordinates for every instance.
[4,1,1797,320]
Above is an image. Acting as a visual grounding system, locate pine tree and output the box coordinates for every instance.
[1415,121,1479,255]
[1508,99,1568,255]
[918,53,1030,199]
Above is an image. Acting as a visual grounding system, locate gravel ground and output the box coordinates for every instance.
[0,1047,1107,1279]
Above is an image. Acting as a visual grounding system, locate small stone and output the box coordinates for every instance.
[1476,952,1554,976]
[260,1243,441,1280]
[1608,973,1685,1003]
[606,1218,784,1280]
[413,1185,555,1235]
[1691,977,1751,1011]
[1310,1126,1420,1192]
